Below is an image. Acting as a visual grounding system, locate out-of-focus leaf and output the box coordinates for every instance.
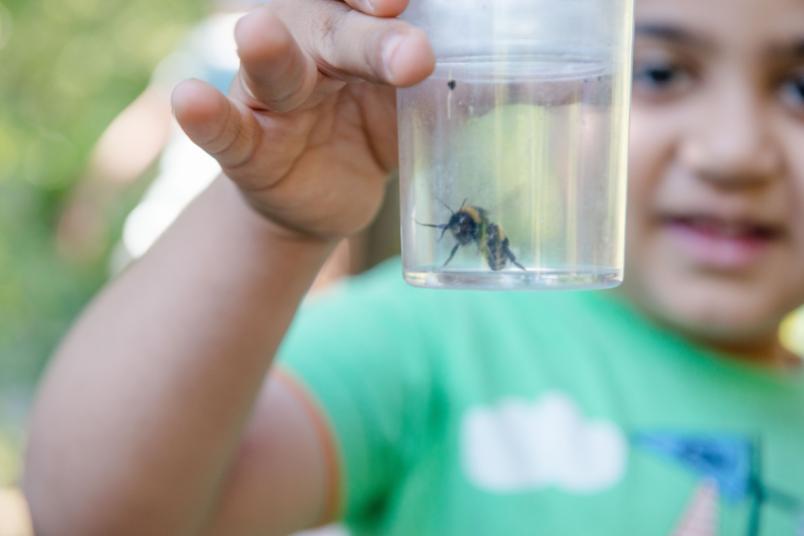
[0,0,205,388]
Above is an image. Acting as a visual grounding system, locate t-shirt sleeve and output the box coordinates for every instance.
[276,264,439,523]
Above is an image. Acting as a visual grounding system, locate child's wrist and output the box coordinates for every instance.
[215,176,336,254]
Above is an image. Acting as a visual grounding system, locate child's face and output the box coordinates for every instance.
[624,0,804,355]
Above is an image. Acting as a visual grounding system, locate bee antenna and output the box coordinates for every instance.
[437,198,454,215]
[459,198,468,210]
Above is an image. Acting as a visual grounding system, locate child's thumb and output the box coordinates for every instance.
[171,79,260,171]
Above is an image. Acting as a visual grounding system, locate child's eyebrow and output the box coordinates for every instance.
[761,37,804,64]
[634,23,714,51]
[772,38,804,59]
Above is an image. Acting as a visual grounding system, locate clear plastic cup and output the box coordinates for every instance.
[397,0,634,290]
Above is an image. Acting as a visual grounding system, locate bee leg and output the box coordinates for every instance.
[443,242,461,268]
[506,249,527,271]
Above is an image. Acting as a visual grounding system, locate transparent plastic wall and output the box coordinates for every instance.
[397,0,634,290]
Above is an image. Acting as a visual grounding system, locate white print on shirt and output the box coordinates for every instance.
[461,391,627,493]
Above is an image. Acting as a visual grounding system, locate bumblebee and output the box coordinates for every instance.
[418,200,526,271]
[482,221,526,271]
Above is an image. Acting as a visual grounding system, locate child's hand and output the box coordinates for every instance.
[172,0,434,241]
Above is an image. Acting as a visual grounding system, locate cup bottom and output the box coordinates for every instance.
[403,268,622,291]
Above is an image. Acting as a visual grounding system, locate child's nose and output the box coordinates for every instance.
[680,87,784,188]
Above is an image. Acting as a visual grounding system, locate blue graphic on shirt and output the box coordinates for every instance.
[634,432,804,536]
[634,433,753,503]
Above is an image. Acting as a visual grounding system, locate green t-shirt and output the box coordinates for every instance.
[278,259,804,536]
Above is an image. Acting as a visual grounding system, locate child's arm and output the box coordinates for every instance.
[23,2,434,535]
[27,178,335,535]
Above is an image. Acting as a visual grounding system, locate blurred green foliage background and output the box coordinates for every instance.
[0,0,207,486]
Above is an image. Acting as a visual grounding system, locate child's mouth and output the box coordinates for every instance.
[661,215,784,270]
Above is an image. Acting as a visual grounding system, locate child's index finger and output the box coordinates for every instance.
[262,0,433,88]
[235,8,319,113]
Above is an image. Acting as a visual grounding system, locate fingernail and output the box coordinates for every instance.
[382,33,407,83]
[359,0,376,12]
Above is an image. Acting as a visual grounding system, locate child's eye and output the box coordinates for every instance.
[635,65,677,86]
[632,60,694,100]
[779,73,804,114]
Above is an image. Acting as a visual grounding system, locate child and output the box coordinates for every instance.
[23,0,804,534]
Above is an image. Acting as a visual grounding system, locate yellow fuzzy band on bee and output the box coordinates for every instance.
[462,206,482,223]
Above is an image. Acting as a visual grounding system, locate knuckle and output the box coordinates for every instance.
[234,72,265,110]
[368,22,409,76]
[268,73,309,110]
[206,103,237,154]
[317,8,345,51]
[217,114,258,171]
